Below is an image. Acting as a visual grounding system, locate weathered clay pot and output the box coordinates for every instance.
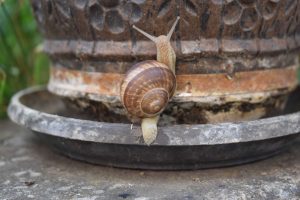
[31,0,300,124]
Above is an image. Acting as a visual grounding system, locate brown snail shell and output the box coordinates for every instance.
[120,60,176,118]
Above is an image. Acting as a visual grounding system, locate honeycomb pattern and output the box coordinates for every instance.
[31,0,300,40]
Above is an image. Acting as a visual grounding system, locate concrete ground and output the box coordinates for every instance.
[0,120,299,200]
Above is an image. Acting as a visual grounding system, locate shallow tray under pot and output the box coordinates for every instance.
[8,86,300,170]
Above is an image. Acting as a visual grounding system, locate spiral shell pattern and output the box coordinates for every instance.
[120,60,176,118]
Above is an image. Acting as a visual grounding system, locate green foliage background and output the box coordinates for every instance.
[0,0,50,118]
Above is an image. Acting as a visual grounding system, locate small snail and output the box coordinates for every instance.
[120,17,180,145]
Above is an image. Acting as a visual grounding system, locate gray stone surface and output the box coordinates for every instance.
[0,120,300,200]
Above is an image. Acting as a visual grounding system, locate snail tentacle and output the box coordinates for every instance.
[167,16,180,40]
[132,25,157,42]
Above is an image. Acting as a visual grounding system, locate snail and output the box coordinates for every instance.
[120,17,180,145]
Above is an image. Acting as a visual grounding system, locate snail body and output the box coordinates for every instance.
[120,17,180,145]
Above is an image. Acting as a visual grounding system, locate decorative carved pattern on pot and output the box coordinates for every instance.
[31,0,146,40]
[31,0,300,54]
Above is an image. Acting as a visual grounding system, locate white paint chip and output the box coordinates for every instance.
[12,156,31,162]
[0,161,6,167]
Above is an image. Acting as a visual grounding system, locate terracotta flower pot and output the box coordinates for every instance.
[30,0,300,124]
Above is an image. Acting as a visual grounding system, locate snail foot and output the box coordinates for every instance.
[141,116,159,145]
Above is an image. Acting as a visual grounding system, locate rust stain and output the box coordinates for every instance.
[176,66,298,96]
[50,68,123,96]
[50,65,298,98]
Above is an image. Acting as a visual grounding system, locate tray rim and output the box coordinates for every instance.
[8,86,300,146]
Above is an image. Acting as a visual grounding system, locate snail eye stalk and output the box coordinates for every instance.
[167,16,180,40]
[132,25,157,43]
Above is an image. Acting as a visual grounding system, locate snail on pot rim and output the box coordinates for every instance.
[120,17,180,145]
